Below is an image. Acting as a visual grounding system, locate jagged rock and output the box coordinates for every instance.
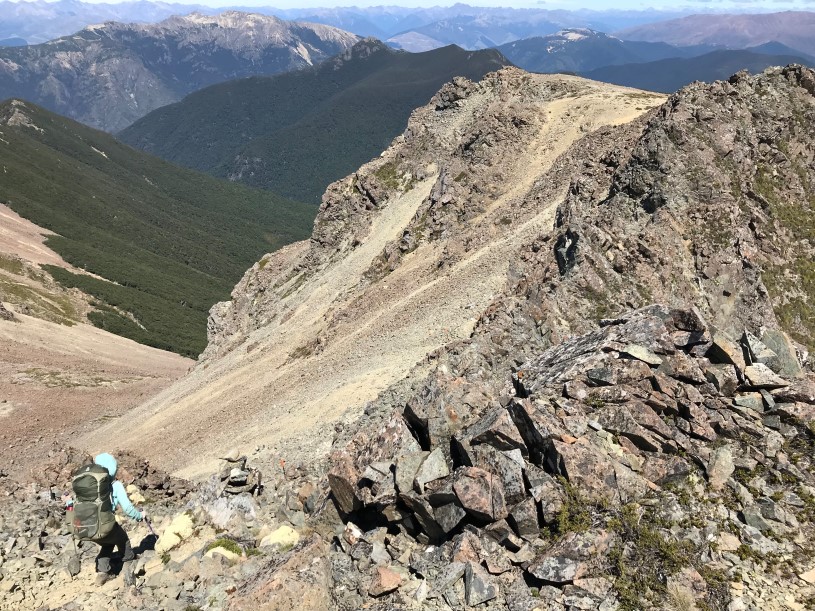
[704,363,739,396]
[527,531,610,585]
[734,393,764,412]
[622,344,663,366]
[453,467,508,522]
[464,561,498,606]
[548,438,620,504]
[434,503,467,534]
[469,446,526,506]
[742,331,779,370]
[707,333,747,372]
[455,405,528,453]
[414,448,450,492]
[760,329,803,378]
[396,452,430,494]
[508,497,539,538]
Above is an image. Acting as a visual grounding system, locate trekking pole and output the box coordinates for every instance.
[145,517,158,539]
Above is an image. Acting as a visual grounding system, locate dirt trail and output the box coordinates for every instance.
[83,76,666,479]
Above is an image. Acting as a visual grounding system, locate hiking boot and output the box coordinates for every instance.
[122,561,135,586]
[95,572,111,586]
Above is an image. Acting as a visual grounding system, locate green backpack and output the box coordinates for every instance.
[71,464,116,541]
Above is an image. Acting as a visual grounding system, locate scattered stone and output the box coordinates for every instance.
[369,566,403,597]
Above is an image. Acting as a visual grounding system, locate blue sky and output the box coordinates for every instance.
[6,0,815,8]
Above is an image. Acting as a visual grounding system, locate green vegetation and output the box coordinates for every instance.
[551,477,607,537]
[120,42,509,204]
[753,163,815,351]
[608,504,697,611]
[204,538,243,555]
[0,100,313,356]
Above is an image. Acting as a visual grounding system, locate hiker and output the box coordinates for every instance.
[66,453,147,586]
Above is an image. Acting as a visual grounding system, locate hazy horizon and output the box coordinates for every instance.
[3,0,815,13]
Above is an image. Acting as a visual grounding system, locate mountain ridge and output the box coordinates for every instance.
[617,10,815,57]
[0,12,359,131]
[119,39,512,203]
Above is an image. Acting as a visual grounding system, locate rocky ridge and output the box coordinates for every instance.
[328,304,815,610]
[5,66,815,610]
[0,12,359,131]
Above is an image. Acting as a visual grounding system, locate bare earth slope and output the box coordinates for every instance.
[0,206,192,478]
[83,70,665,478]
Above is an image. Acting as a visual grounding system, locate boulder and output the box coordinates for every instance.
[259,525,300,550]
[760,329,802,378]
[453,467,508,522]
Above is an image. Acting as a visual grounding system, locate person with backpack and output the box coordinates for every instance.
[66,453,147,586]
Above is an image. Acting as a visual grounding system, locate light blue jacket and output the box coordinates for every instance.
[94,453,143,521]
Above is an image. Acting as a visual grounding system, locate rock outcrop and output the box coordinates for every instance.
[327,304,815,608]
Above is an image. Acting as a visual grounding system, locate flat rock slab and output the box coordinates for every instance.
[621,344,663,366]
[744,364,788,389]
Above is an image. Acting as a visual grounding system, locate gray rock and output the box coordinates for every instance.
[760,329,803,378]
[733,393,764,412]
[741,331,778,369]
[396,452,429,494]
[509,498,539,538]
[706,446,734,491]
[621,344,663,366]
[414,448,449,492]
[464,561,498,606]
[434,502,467,534]
[744,364,788,389]
[706,332,747,371]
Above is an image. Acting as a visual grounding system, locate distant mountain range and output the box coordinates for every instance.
[119,39,511,204]
[617,11,815,58]
[0,99,313,356]
[496,29,717,73]
[0,0,210,44]
[0,37,27,47]
[0,12,358,131]
[0,1,696,49]
[581,49,813,93]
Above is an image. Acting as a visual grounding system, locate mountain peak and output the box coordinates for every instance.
[336,37,392,61]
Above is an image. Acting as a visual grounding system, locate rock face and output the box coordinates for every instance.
[0,12,358,131]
